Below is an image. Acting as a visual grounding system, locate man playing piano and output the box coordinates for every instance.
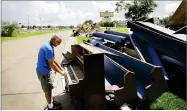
[36,35,66,110]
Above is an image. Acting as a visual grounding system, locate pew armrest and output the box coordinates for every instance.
[146,67,168,101]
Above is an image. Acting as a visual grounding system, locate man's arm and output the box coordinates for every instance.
[48,59,65,76]
[45,48,65,76]
[54,59,64,71]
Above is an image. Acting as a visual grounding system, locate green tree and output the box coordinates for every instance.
[2,21,10,26]
[115,0,157,21]
[113,20,118,27]
[98,21,104,27]
[57,26,66,29]
[27,26,32,29]
[37,26,41,28]
[105,22,114,27]
[69,25,74,29]
[160,12,174,26]
[2,21,22,37]
[99,21,110,27]
[160,17,170,26]
[47,25,52,28]
[21,25,25,28]
[32,25,37,29]
[99,21,114,27]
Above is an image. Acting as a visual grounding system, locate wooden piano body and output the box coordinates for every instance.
[62,44,137,109]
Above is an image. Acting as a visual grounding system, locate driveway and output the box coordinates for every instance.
[2,31,72,109]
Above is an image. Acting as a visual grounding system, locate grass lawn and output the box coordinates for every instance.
[100,27,129,34]
[1,29,69,42]
[100,27,107,32]
[150,92,186,110]
[111,27,129,33]
[75,27,128,44]
[76,36,92,44]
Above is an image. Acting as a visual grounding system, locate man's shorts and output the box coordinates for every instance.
[37,72,53,92]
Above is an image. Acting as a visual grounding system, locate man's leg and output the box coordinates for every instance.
[37,73,54,109]
[44,91,52,104]
[44,75,54,109]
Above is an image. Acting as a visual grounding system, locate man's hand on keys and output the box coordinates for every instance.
[54,70,66,76]
[60,70,66,76]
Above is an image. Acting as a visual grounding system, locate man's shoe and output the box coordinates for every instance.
[47,105,61,110]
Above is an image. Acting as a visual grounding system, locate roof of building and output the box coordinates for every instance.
[168,0,186,26]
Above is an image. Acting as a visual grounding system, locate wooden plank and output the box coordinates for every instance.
[79,43,114,55]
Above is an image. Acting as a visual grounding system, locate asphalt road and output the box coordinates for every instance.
[2,31,73,110]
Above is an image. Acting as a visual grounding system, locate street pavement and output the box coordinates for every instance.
[2,31,73,110]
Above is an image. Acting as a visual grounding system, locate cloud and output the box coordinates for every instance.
[92,1,117,12]
[2,1,182,26]
[2,1,98,26]
[148,1,181,19]
[165,2,181,14]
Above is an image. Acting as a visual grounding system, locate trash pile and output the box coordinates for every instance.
[83,21,186,106]
[71,21,100,37]
[62,21,186,110]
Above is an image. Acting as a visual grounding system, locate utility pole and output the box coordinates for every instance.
[40,17,43,30]
[28,15,30,32]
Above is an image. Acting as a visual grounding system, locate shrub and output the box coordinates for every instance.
[1,21,22,37]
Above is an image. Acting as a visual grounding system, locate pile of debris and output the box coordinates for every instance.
[61,21,186,110]
[71,21,100,37]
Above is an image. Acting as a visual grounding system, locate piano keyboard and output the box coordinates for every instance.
[64,65,78,84]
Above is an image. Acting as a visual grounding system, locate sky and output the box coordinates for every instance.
[2,1,182,26]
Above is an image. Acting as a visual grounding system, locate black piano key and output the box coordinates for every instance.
[67,66,76,83]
